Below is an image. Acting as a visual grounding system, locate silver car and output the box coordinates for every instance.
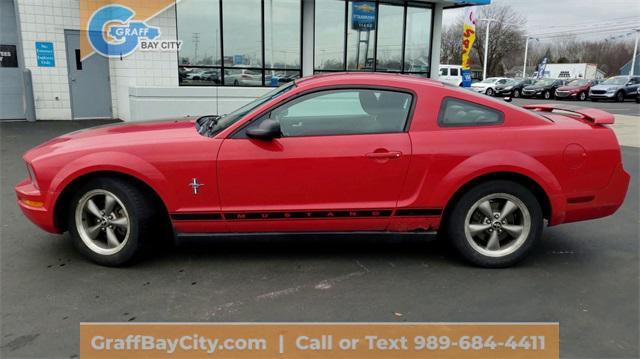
[589,76,640,102]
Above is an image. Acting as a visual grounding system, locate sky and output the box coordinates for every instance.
[443,0,640,42]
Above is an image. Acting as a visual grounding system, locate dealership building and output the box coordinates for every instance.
[0,0,489,122]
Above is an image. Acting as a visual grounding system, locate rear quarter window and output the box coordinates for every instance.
[438,97,504,127]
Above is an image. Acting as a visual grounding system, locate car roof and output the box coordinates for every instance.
[295,72,444,89]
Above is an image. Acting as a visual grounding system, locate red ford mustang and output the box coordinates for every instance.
[16,73,630,267]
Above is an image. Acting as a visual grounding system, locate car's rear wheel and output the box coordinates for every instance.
[486,88,494,96]
[616,91,625,102]
[446,180,543,268]
[68,178,156,266]
[512,89,520,98]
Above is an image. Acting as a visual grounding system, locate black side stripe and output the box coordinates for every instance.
[170,213,223,221]
[395,208,443,216]
[171,209,442,221]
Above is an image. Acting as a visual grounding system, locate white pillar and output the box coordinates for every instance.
[482,20,490,80]
[301,0,314,77]
[630,29,639,76]
[429,3,444,80]
[522,37,529,78]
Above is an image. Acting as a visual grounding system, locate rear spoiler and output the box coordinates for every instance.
[523,103,615,125]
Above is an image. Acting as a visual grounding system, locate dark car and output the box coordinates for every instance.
[555,79,599,101]
[494,78,535,98]
[521,79,566,99]
[589,76,640,102]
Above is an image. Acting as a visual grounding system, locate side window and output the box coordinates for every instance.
[266,89,412,137]
[440,68,449,76]
[497,79,507,84]
[438,97,503,127]
[450,68,459,76]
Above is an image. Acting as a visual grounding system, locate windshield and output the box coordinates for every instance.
[601,76,628,85]
[199,82,295,136]
[534,79,554,86]
[568,79,588,86]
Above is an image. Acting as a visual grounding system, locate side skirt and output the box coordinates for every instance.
[175,231,438,243]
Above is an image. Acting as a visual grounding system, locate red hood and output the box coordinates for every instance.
[24,118,199,163]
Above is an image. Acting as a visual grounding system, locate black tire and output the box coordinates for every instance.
[445,180,543,268]
[234,80,240,86]
[579,92,587,101]
[616,91,625,102]
[486,88,494,96]
[543,90,552,100]
[67,177,157,266]
[512,89,520,98]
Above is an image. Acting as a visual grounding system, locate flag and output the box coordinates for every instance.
[461,6,477,87]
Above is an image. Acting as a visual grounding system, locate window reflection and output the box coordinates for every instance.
[177,0,220,67]
[404,6,431,73]
[265,0,301,69]
[314,0,345,71]
[346,1,376,71]
[376,3,403,72]
[223,0,262,68]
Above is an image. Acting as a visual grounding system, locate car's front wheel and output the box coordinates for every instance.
[579,92,587,101]
[616,91,625,102]
[486,88,494,96]
[543,90,552,100]
[68,178,157,266]
[512,89,520,98]
[446,180,543,268]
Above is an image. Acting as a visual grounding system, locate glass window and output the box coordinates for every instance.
[223,0,262,68]
[177,0,301,87]
[450,68,459,76]
[376,3,403,72]
[314,1,432,75]
[404,6,431,73]
[314,0,345,71]
[440,68,448,76]
[265,0,301,69]
[347,2,376,71]
[439,98,503,127]
[268,89,412,137]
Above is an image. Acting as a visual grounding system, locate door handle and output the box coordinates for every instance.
[365,151,402,159]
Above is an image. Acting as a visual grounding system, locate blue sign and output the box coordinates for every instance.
[351,2,376,31]
[35,42,55,67]
[233,55,245,65]
[461,69,473,87]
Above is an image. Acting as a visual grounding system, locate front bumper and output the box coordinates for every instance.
[494,89,512,96]
[469,87,486,94]
[15,178,61,233]
[589,92,615,99]
[555,91,578,99]
[521,90,543,97]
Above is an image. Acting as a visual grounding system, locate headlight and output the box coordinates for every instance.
[26,163,38,189]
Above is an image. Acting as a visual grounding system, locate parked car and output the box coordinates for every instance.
[16,73,629,268]
[521,78,566,99]
[469,77,510,96]
[225,69,263,86]
[555,79,599,101]
[439,65,463,86]
[494,78,536,98]
[589,75,640,102]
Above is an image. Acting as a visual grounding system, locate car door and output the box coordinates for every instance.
[217,88,414,232]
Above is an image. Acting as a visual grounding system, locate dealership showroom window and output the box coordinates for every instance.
[177,0,433,87]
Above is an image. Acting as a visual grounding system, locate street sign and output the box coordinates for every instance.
[351,2,376,31]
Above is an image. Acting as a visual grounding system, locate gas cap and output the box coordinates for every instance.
[563,143,587,169]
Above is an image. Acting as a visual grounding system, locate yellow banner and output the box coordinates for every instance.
[461,7,477,70]
[81,323,559,358]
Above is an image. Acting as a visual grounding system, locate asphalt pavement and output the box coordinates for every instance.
[1,119,638,359]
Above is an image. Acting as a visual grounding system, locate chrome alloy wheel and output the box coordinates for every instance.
[463,193,531,258]
[75,189,130,255]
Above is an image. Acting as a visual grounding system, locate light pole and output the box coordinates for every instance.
[630,28,639,76]
[522,36,538,78]
[478,18,498,80]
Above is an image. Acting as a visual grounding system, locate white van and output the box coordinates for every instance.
[439,65,463,86]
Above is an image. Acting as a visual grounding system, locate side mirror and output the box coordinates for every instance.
[246,119,281,140]
[503,97,512,103]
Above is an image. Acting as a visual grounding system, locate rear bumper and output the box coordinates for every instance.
[560,163,630,224]
[15,178,61,234]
